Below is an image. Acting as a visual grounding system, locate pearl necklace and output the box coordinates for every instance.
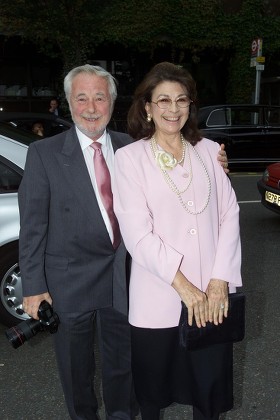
[151,133,186,167]
[150,136,211,215]
[176,134,186,164]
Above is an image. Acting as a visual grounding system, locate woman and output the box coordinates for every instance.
[113,62,242,420]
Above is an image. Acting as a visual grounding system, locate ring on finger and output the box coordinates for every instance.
[220,303,225,310]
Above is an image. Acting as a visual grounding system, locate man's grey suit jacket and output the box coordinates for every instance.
[18,126,132,315]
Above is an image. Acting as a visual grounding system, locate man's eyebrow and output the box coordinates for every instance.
[75,92,107,97]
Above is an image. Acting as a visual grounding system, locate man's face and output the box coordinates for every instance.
[69,73,113,140]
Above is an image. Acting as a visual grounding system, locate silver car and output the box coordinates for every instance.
[0,123,68,326]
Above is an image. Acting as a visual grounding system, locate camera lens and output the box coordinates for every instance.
[5,318,41,349]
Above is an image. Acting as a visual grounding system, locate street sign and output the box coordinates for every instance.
[250,58,256,67]
[251,38,262,57]
[251,40,258,56]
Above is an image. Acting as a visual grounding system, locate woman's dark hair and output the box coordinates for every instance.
[127,62,202,145]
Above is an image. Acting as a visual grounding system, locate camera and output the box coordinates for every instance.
[5,300,60,349]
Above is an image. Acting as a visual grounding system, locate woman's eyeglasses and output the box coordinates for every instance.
[151,97,192,109]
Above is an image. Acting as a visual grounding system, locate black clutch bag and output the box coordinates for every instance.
[179,292,245,351]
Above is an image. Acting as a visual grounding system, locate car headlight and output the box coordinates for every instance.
[263,169,269,183]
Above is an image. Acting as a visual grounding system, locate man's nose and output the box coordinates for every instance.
[87,99,97,112]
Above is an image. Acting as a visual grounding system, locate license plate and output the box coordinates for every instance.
[265,190,280,206]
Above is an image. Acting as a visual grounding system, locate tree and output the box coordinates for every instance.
[225,0,280,102]
[97,0,280,102]
[1,0,280,103]
[0,0,106,71]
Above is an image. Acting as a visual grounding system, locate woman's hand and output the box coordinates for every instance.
[206,279,229,325]
[172,271,208,328]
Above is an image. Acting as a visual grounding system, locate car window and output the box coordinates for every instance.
[206,108,230,127]
[230,108,260,126]
[0,159,22,193]
[0,122,38,145]
[265,108,280,125]
[10,118,70,137]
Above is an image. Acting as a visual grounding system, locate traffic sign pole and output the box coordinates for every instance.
[254,68,262,104]
[250,38,264,105]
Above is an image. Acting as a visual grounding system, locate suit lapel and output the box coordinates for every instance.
[55,127,111,240]
[54,128,130,245]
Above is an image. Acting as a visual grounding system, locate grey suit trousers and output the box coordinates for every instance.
[53,307,137,420]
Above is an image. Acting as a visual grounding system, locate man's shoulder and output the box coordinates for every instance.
[108,129,133,146]
[29,127,73,152]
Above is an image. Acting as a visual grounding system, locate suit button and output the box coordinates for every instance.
[189,228,197,235]
[183,172,189,178]
[187,200,194,206]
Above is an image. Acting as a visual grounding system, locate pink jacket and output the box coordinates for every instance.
[113,138,242,328]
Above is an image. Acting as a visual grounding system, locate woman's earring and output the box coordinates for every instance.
[147,113,152,122]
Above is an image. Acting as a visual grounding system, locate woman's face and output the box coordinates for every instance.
[145,81,191,138]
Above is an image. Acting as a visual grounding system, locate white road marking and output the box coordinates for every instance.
[238,200,261,204]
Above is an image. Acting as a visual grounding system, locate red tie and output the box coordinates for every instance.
[91,142,121,249]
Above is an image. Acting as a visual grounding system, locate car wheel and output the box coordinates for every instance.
[0,242,29,326]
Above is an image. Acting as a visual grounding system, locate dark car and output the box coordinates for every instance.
[0,112,73,138]
[257,163,280,215]
[198,104,280,170]
[0,107,130,135]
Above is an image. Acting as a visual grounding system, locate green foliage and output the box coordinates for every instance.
[0,0,103,70]
[225,0,280,102]
[1,0,280,102]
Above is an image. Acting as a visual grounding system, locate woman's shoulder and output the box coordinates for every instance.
[116,138,148,155]
[198,136,219,148]
[195,137,220,154]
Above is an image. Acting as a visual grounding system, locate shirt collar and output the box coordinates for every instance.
[75,126,108,151]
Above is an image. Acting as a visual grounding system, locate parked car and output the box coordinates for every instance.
[198,104,280,170]
[0,124,38,326]
[257,162,280,215]
[0,112,72,138]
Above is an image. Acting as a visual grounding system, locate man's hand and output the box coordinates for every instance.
[218,144,229,173]
[23,293,52,320]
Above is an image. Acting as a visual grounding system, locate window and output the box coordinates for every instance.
[0,160,22,192]
[230,108,260,126]
[265,108,280,125]
[206,108,230,127]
